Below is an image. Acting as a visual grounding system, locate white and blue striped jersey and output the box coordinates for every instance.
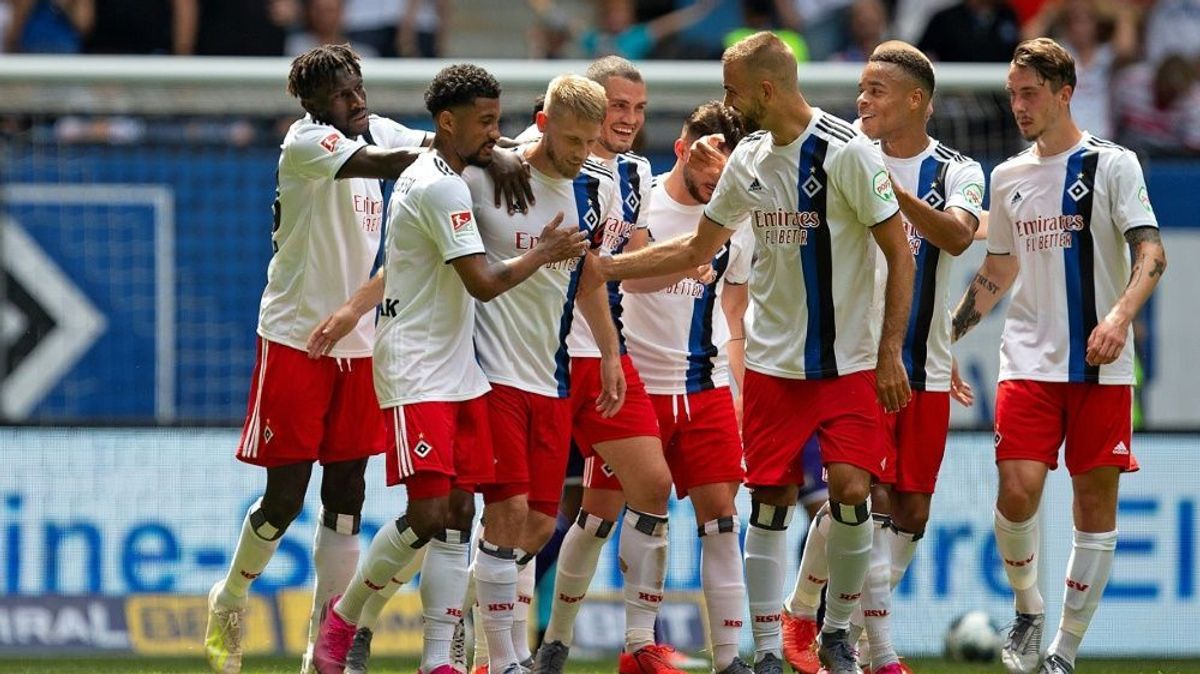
[465,158,619,397]
[987,132,1157,385]
[705,108,900,380]
[567,151,655,358]
[623,177,753,394]
[877,138,985,392]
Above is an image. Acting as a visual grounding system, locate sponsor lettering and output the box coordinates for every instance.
[962,183,984,209]
[663,278,706,298]
[637,592,664,603]
[903,218,924,256]
[380,298,400,318]
[723,619,744,628]
[1067,579,1090,592]
[1006,553,1036,568]
[873,170,896,202]
[752,209,820,247]
[558,593,585,604]
[595,217,634,254]
[1015,214,1085,252]
[755,614,781,623]
[515,231,540,250]
[353,194,383,232]
[487,603,515,612]
[863,609,889,617]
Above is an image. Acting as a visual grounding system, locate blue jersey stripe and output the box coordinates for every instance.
[554,173,601,395]
[684,243,731,392]
[1061,149,1100,383]
[901,156,946,390]
[797,136,836,378]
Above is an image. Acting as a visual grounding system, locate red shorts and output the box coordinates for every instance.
[236,338,385,468]
[879,390,950,493]
[383,395,494,494]
[482,384,573,516]
[742,369,884,488]
[994,380,1137,475]
[570,355,660,454]
[582,387,745,495]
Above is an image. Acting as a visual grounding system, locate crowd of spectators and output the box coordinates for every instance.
[0,0,1196,153]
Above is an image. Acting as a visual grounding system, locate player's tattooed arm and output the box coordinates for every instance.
[950,254,1019,343]
[1087,226,1168,366]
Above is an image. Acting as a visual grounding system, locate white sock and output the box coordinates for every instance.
[885,523,920,588]
[621,509,669,653]
[217,499,282,608]
[787,503,830,618]
[745,501,793,661]
[700,517,745,672]
[474,541,519,672]
[358,545,426,630]
[862,516,897,669]
[823,498,873,632]
[1049,529,1117,666]
[336,516,427,623]
[994,509,1044,615]
[305,509,361,646]
[513,553,536,662]
[420,529,471,671]
[543,512,615,646]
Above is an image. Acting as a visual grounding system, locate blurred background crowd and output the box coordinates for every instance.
[1,0,1197,154]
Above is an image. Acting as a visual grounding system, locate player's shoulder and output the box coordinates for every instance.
[581,157,616,182]
[618,151,653,172]
[994,146,1037,175]
[727,130,769,164]
[1084,134,1141,170]
[813,110,862,147]
[931,140,976,166]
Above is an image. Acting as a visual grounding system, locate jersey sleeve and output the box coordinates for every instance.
[419,175,487,263]
[368,115,433,149]
[704,143,755,230]
[1108,149,1159,233]
[633,162,654,230]
[724,220,755,284]
[284,123,368,180]
[986,166,1015,255]
[832,134,901,227]
[944,158,986,221]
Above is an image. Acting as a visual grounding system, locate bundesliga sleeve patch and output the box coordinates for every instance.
[873,170,896,202]
[449,210,476,237]
[320,133,341,153]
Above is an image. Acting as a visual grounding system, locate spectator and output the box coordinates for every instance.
[1114,54,1200,154]
[831,0,888,62]
[398,0,449,57]
[1143,0,1200,63]
[84,0,195,55]
[340,0,400,57]
[194,0,296,56]
[775,0,857,61]
[917,0,1021,62]
[527,0,575,58]
[724,0,810,62]
[4,0,91,53]
[1022,0,1139,139]
[577,0,717,60]
[286,0,379,57]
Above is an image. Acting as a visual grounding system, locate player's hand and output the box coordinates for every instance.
[688,263,716,284]
[306,305,359,359]
[1086,313,1128,366]
[687,134,727,182]
[535,211,588,264]
[488,148,535,214]
[596,355,626,418]
[875,350,912,413]
[950,357,974,407]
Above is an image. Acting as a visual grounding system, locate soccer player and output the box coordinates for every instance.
[619,100,755,674]
[203,44,433,674]
[532,56,685,674]
[583,32,916,674]
[950,38,1166,674]
[781,41,986,674]
[458,73,626,674]
[309,63,588,674]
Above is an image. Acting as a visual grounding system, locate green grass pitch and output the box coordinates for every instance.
[0,657,1196,674]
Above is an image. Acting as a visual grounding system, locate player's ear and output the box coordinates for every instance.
[536,110,549,133]
[674,136,687,162]
[435,108,456,136]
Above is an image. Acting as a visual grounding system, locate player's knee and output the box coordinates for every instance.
[320,459,368,516]
[893,495,931,532]
[996,483,1038,522]
[447,493,477,532]
[406,500,450,541]
[829,479,870,507]
[259,490,306,531]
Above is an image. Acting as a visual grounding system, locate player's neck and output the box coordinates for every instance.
[525,140,563,179]
[880,125,929,160]
[664,163,699,207]
[1034,118,1084,158]
[591,145,618,161]
[767,94,813,147]
[431,136,466,174]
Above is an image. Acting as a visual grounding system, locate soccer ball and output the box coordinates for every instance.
[944,610,1001,662]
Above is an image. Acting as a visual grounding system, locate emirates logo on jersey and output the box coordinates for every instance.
[320,133,340,153]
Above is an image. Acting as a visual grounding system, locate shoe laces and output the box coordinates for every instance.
[216,607,242,652]
[1005,614,1042,656]
[822,634,858,669]
[535,641,569,674]
[346,628,373,671]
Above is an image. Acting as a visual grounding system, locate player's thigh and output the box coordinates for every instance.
[452,395,495,494]
[237,338,335,467]
[1064,383,1137,476]
[322,355,387,463]
[525,394,574,518]
[742,370,820,489]
[482,384,535,505]
[383,401,456,488]
[665,388,744,507]
[994,380,1067,469]
[893,390,951,495]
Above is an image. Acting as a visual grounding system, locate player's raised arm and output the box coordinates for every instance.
[893,176,980,256]
[591,215,733,286]
[452,210,587,302]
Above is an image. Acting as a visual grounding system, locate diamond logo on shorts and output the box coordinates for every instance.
[413,440,433,458]
[1112,441,1129,455]
[263,423,274,444]
[994,430,1003,448]
[601,463,615,478]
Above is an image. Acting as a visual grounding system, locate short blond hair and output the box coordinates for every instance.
[544,74,607,124]
[722,31,798,87]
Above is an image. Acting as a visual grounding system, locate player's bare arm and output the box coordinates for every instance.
[721,281,748,426]
[893,180,978,255]
[590,215,733,292]
[305,272,385,358]
[974,210,990,240]
[872,211,916,412]
[950,253,1019,343]
[451,211,587,302]
[575,275,626,418]
[1086,226,1168,366]
[487,147,536,213]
